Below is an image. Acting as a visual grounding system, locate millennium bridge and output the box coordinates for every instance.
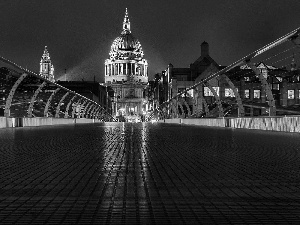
[0,56,115,128]
[0,28,300,224]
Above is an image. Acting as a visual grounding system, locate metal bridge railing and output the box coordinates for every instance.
[0,56,115,122]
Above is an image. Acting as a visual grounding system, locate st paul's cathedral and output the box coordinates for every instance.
[104,8,148,120]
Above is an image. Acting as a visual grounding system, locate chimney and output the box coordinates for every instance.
[201,41,209,56]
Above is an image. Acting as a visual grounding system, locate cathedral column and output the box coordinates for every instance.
[134,63,136,75]
[117,63,120,75]
[126,63,128,75]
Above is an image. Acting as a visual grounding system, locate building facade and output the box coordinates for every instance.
[154,42,300,117]
[39,46,55,82]
[104,8,148,120]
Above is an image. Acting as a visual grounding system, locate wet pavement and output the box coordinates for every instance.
[1,122,300,224]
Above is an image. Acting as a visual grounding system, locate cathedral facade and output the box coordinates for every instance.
[105,9,148,119]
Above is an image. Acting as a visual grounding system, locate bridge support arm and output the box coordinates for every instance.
[247,62,276,116]
[180,97,191,117]
[4,73,28,117]
[85,103,95,118]
[44,88,61,117]
[81,101,92,118]
[95,108,102,120]
[28,81,47,117]
[222,74,245,117]
[195,86,209,117]
[90,105,98,119]
[204,82,224,117]
[177,100,185,118]
[78,100,88,118]
[55,92,69,118]
[171,99,178,118]
[72,99,82,118]
[64,95,77,118]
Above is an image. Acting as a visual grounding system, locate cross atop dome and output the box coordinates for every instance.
[122,8,131,34]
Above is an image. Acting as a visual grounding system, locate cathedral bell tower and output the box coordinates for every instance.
[39,46,55,82]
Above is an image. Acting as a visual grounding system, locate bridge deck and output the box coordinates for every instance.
[0,122,300,224]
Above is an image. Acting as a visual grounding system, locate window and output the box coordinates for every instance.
[187,89,193,98]
[288,90,294,99]
[178,88,185,93]
[225,88,237,97]
[245,89,250,98]
[204,87,219,96]
[254,90,260,99]
[244,77,250,82]
[272,84,279,90]
[261,69,268,79]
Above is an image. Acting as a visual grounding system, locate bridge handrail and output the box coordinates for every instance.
[0,55,115,121]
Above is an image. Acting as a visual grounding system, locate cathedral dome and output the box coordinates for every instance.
[109,9,144,60]
[105,8,148,85]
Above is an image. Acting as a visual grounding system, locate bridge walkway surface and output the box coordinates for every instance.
[0,122,300,224]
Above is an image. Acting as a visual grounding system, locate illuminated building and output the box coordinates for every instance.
[104,8,148,119]
[159,42,300,117]
[39,46,55,82]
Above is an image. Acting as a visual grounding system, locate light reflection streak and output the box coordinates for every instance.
[102,122,126,174]
[140,122,149,177]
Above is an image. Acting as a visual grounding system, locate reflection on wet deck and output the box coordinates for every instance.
[0,122,300,224]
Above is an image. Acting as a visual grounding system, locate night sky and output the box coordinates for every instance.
[0,0,299,82]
